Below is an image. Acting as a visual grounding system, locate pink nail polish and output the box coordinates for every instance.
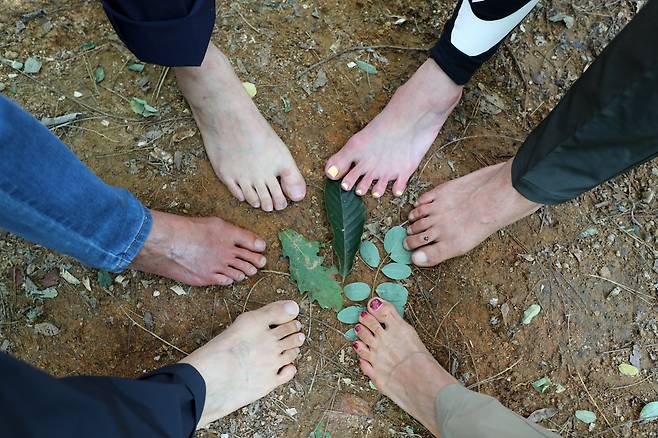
[370,299,382,310]
[360,311,367,318]
[354,325,361,332]
[352,343,359,349]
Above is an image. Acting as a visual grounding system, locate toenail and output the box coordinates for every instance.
[255,239,266,251]
[259,256,267,266]
[370,299,382,310]
[355,324,361,332]
[413,251,428,264]
[403,240,410,250]
[298,333,305,341]
[341,182,349,190]
[327,165,339,178]
[395,190,403,197]
[295,321,301,329]
[352,343,359,350]
[356,189,363,196]
[373,192,381,198]
[360,311,367,318]
[283,301,298,315]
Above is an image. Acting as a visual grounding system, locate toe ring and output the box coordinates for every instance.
[423,235,430,242]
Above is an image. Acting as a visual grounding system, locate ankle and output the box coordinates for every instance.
[408,59,463,115]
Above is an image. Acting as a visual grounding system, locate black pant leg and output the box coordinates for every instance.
[0,353,205,438]
[431,0,538,85]
[511,0,658,205]
[101,0,215,66]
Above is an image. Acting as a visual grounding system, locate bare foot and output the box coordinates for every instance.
[175,43,306,212]
[325,59,462,198]
[353,298,458,436]
[181,300,305,427]
[130,210,267,286]
[404,159,541,267]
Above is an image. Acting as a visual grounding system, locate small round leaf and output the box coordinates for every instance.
[390,248,412,265]
[344,328,358,341]
[575,410,597,424]
[376,282,409,303]
[384,226,407,254]
[381,263,411,280]
[337,305,366,324]
[344,282,371,301]
[639,401,658,422]
[359,240,380,268]
[521,304,541,325]
[618,363,639,377]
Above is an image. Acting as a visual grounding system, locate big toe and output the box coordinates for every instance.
[280,166,306,202]
[258,300,300,325]
[412,242,452,267]
[325,148,354,180]
[367,298,402,325]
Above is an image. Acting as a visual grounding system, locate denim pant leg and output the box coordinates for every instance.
[0,95,151,272]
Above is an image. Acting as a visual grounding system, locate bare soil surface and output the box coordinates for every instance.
[1,1,657,437]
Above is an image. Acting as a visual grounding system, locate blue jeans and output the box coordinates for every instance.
[0,95,152,272]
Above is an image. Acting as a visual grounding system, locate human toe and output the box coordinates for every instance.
[235,248,266,268]
[358,311,384,336]
[232,229,266,253]
[412,242,451,267]
[340,166,365,192]
[408,204,431,222]
[229,258,258,277]
[279,332,305,351]
[354,323,376,345]
[255,183,274,212]
[259,300,300,325]
[325,149,354,180]
[367,298,399,324]
[222,266,246,282]
[352,341,373,361]
[280,347,301,365]
[225,180,246,202]
[280,166,306,202]
[371,178,389,199]
[277,364,297,384]
[272,320,301,339]
[392,174,411,197]
[267,179,288,211]
[355,173,375,196]
[415,190,436,206]
[239,182,261,209]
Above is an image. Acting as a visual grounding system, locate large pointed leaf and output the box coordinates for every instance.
[279,229,344,311]
[325,179,366,278]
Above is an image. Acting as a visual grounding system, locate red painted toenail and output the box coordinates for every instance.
[352,343,359,349]
[370,299,382,310]
[360,311,367,318]
[355,325,361,332]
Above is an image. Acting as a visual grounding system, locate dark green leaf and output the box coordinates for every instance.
[337,305,366,323]
[381,263,411,280]
[94,66,105,83]
[128,63,145,72]
[359,240,380,268]
[279,229,344,311]
[325,179,365,278]
[343,328,357,341]
[97,271,112,288]
[355,60,377,74]
[344,282,371,301]
[375,282,408,303]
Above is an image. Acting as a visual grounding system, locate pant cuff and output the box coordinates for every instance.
[111,204,152,272]
[102,0,215,66]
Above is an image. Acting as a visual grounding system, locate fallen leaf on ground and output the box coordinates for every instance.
[639,401,658,422]
[575,410,597,424]
[170,285,186,296]
[60,269,80,285]
[522,303,541,325]
[531,377,551,393]
[527,407,558,423]
[34,322,59,336]
[279,229,344,311]
[242,82,257,98]
[618,363,639,376]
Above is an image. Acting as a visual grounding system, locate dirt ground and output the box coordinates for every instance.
[1,0,657,437]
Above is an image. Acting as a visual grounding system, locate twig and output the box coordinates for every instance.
[433,300,461,340]
[587,274,655,302]
[260,269,290,277]
[233,4,261,34]
[243,276,267,313]
[153,66,170,100]
[122,308,189,355]
[609,373,654,390]
[571,352,616,434]
[467,358,522,389]
[223,298,232,324]
[296,45,429,79]
[56,125,120,143]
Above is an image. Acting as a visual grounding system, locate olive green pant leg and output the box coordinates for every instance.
[435,384,560,437]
